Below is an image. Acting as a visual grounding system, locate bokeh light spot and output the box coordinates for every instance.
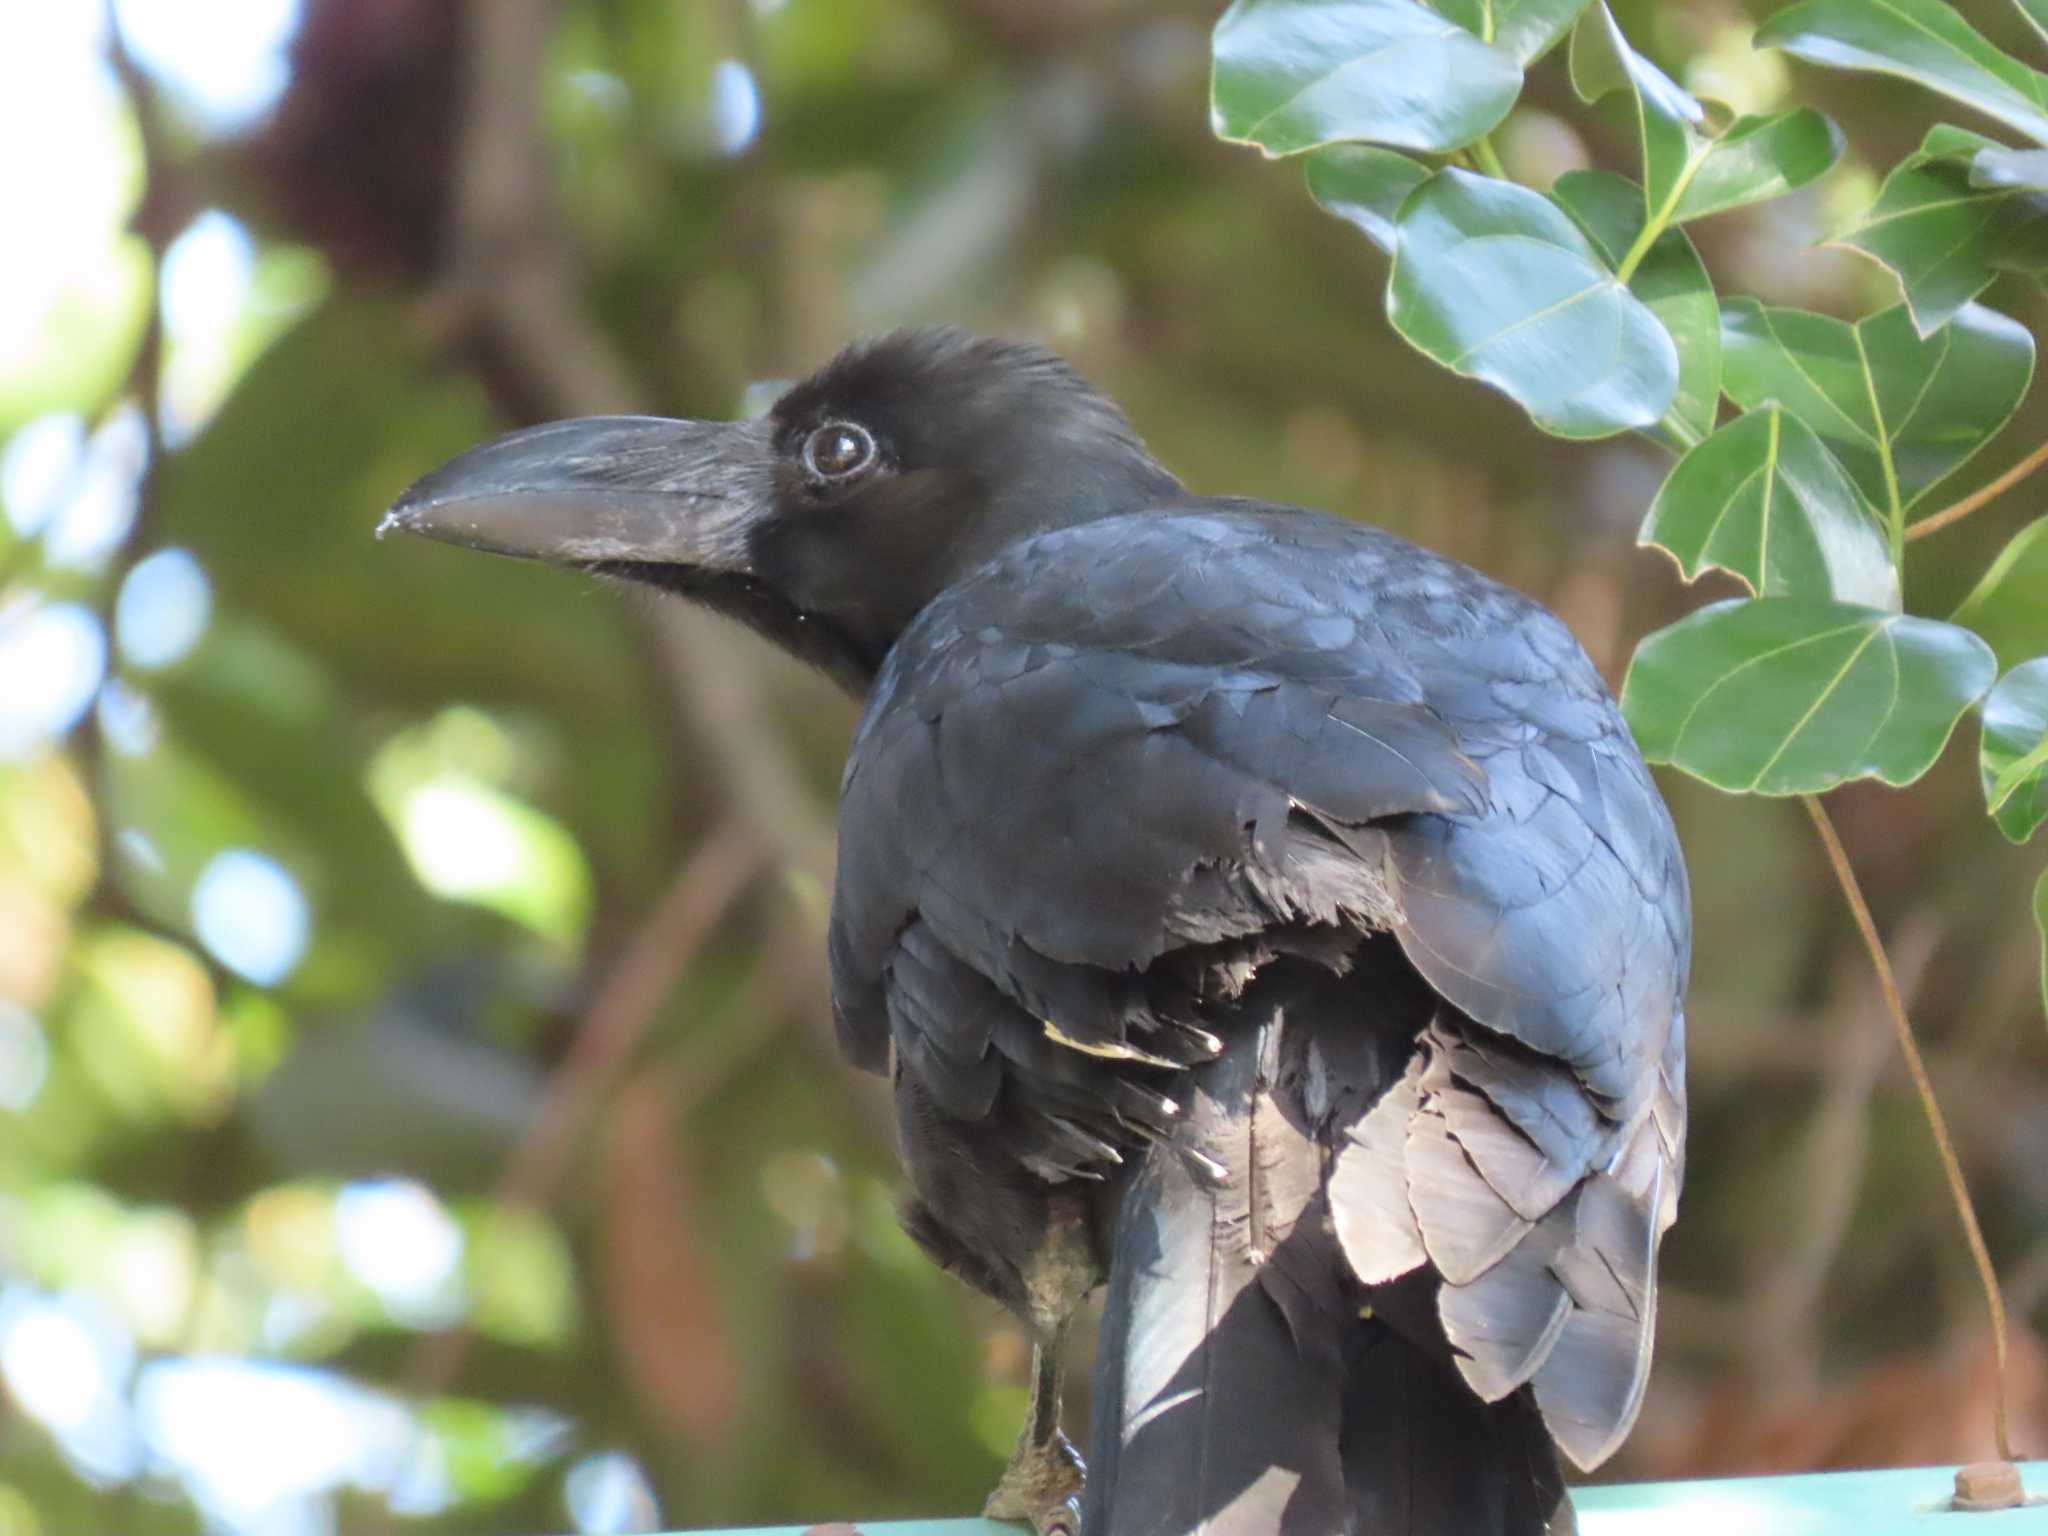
[95,677,160,757]
[369,714,594,948]
[42,403,146,571]
[565,1451,660,1535]
[0,1289,131,1435]
[0,415,85,537]
[162,212,255,341]
[0,599,107,760]
[191,850,308,986]
[709,60,761,155]
[111,0,303,133]
[0,1003,49,1113]
[135,1358,411,1525]
[333,1179,464,1326]
[115,547,211,669]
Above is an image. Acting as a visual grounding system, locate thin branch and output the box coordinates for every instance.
[495,821,763,1210]
[1801,794,2015,1464]
[1905,438,2048,542]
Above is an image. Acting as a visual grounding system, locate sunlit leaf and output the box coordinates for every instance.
[0,64,149,432]
[0,756,97,909]
[1670,109,1844,223]
[1305,144,1429,252]
[1551,169,1719,450]
[1640,406,1898,608]
[0,239,154,434]
[465,1203,578,1348]
[9,1183,134,1291]
[1387,168,1678,437]
[418,1399,551,1502]
[1718,298,2035,515]
[1432,0,1590,64]
[1836,125,2048,334]
[368,759,593,950]
[1953,516,2048,673]
[1566,10,1836,236]
[1622,597,1996,794]
[1211,0,1522,155]
[1569,2,1705,218]
[70,928,233,1124]
[1981,658,2048,842]
[1755,0,2048,146]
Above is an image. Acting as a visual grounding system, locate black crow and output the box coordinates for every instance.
[384,329,1688,1536]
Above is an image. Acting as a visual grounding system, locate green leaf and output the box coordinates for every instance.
[2020,0,2048,46]
[1952,516,2048,672]
[1386,168,1678,438]
[1755,0,2048,147]
[1621,597,1997,794]
[1981,658,2048,841]
[1639,406,1899,608]
[1552,168,1719,451]
[1433,0,1590,65]
[1568,2,1706,218]
[1718,298,2035,515]
[1305,144,1430,252]
[1835,126,2048,334]
[1566,9,1837,244]
[1670,109,1845,223]
[1211,0,1522,156]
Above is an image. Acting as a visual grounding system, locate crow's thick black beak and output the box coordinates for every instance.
[378,414,776,572]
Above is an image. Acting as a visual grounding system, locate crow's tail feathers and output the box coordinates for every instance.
[1082,1017,1574,1536]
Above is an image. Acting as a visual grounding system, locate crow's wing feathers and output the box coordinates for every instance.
[831,507,1687,1470]
[837,507,1684,1083]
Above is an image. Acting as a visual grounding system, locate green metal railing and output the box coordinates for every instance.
[687,1462,2046,1535]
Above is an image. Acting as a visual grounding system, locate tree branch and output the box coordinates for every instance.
[401,819,763,1406]
[1905,438,2048,543]
[1801,794,2016,1466]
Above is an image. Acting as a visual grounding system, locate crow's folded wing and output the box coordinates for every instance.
[828,508,1688,1467]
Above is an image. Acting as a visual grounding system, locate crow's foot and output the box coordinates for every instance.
[983,1428,1083,1536]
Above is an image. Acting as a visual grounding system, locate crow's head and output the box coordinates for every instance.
[382,327,1180,691]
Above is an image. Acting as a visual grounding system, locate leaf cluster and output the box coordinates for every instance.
[1215,0,2048,1010]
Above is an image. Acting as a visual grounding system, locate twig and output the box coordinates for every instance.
[1905,438,2048,542]
[400,819,764,1404]
[494,821,763,1209]
[1801,794,2015,1463]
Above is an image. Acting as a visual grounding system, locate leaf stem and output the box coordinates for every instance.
[1801,794,2013,1464]
[1612,212,1663,285]
[1988,734,2048,815]
[1852,328,1908,576]
[1906,438,2048,543]
[1615,142,1710,285]
[1470,132,1509,181]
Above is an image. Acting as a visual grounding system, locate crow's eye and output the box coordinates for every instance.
[803,421,877,482]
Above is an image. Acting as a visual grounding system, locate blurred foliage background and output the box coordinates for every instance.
[0,1,2044,1532]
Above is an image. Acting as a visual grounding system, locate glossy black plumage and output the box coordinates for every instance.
[832,502,1688,1497]
[385,328,1691,1536]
